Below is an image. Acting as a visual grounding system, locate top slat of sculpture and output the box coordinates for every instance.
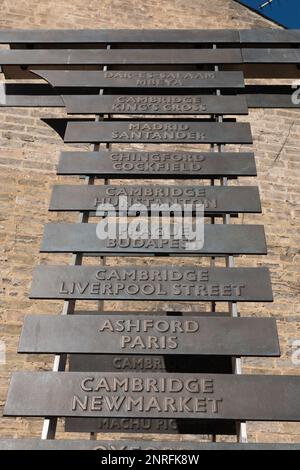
[0,29,300,45]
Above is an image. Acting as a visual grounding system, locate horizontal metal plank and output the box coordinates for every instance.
[64,121,252,144]
[3,84,299,109]
[2,439,299,450]
[0,49,243,65]
[49,185,262,214]
[57,151,257,178]
[65,416,236,434]
[2,93,299,111]
[44,117,241,141]
[2,65,300,82]
[2,29,300,46]
[71,310,230,317]
[242,48,300,63]
[41,223,267,255]
[0,95,62,107]
[0,83,64,107]
[4,372,300,420]
[239,29,300,44]
[62,94,248,115]
[1,29,300,46]
[240,64,300,79]
[29,266,273,302]
[69,352,233,374]
[0,29,240,44]
[245,93,300,108]
[1,49,300,70]
[33,69,246,88]
[19,314,279,356]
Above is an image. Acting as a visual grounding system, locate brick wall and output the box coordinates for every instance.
[0,0,299,444]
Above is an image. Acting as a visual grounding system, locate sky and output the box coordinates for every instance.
[237,0,300,28]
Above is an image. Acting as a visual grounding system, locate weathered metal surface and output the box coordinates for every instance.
[72,310,230,318]
[69,352,233,374]
[19,314,279,356]
[41,223,267,255]
[57,151,257,178]
[242,48,300,64]
[231,85,300,109]
[215,65,300,80]
[3,60,300,81]
[43,117,240,140]
[33,70,246,89]
[4,372,300,420]
[1,28,300,45]
[2,84,299,109]
[64,121,252,144]
[0,29,240,44]
[65,417,235,434]
[0,89,300,109]
[1,29,300,46]
[0,48,300,67]
[2,439,299,450]
[2,85,299,109]
[49,185,261,214]
[0,49,243,65]
[245,93,299,109]
[62,94,248,115]
[29,266,273,302]
[239,29,300,44]
[0,83,115,107]
[0,83,64,107]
